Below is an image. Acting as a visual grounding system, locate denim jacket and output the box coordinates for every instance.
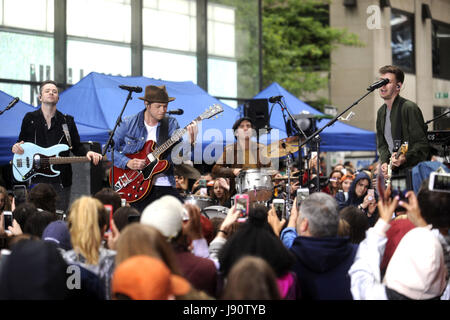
[110,109,181,188]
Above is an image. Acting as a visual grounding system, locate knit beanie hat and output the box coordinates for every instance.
[383,227,447,299]
[140,196,183,239]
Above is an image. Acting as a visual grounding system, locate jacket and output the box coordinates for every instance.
[17,109,88,187]
[290,235,358,300]
[376,95,430,170]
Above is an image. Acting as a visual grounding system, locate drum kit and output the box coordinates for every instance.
[176,136,300,218]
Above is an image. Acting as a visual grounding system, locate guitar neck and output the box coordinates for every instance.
[153,116,201,158]
[49,156,91,165]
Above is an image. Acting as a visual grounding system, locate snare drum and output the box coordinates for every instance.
[235,169,273,202]
[184,195,213,211]
[203,205,229,220]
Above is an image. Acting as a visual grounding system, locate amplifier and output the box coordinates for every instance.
[427,130,450,146]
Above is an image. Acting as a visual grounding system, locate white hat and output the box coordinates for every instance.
[384,227,448,300]
[140,195,184,239]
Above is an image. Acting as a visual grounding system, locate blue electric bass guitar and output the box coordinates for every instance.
[11,142,105,182]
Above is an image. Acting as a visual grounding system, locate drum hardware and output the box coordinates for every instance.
[184,195,213,211]
[235,168,274,202]
[263,136,300,159]
[203,205,229,220]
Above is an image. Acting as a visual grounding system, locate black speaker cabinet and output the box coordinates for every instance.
[243,99,269,131]
[71,142,104,202]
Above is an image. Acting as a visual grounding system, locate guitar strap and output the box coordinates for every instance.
[158,116,169,146]
[62,115,73,150]
[392,97,406,152]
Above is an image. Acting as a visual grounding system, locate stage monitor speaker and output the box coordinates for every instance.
[71,142,104,203]
[243,99,269,131]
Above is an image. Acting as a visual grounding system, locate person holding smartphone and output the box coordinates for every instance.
[343,171,378,227]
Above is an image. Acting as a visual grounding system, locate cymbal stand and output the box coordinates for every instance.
[285,153,293,217]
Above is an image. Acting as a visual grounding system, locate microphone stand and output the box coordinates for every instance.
[299,88,376,192]
[426,109,450,125]
[102,90,134,191]
[272,98,310,211]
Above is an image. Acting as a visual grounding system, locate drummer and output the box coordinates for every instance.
[211,117,273,195]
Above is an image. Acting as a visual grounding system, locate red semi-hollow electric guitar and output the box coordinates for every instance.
[109,105,223,203]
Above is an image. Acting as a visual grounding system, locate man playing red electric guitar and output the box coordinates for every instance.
[111,85,198,212]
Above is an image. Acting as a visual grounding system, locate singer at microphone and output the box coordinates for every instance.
[168,109,184,115]
[119,85,143,93]
[375,65,429,181]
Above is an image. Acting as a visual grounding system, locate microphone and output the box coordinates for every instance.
[168,109,184,115]
[367,78,389,91]
[5,97,19,110]
[269,95,283,103]
[119,85,143,93]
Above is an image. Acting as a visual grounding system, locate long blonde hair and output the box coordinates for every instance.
[68,196,104,265]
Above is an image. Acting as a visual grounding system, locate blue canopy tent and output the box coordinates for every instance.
[57,72,241,162]
[244,82,376,152]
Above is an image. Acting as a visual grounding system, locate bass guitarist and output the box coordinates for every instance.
[111,85,198,212]
[376,65,430,182]
[11,80,103,213]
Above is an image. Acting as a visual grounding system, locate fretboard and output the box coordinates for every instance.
[153,116,201,158]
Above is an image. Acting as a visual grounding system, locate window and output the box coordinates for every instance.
[67,40,131,84]
[1,0,54,32]
[143,0,196,52]
[143,49,196,82]
[432,106,450,130]
[432,21,450,80]
[391,10,415,73]
[67,0,131,43]
[208,3,235,57]
[0,31,53,83]
[208,58,237,106]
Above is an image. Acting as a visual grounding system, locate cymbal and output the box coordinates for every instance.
[174,164,201,180]
[263,136,300,158]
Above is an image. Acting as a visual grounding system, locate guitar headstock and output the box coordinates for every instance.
[399,142,408,155]
[200,104,223,120]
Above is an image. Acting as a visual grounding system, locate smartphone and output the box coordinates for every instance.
[200,187,208,196]
[3,211,13,230]
[429,172,450,193]
[104,205,113,232]
[234,194,249,221]
[199,179,207,188]
[13,185,27,206]
[273,199,285,220]
[296,188,309,209]
[121,198,127,207]
[367,189,375,201]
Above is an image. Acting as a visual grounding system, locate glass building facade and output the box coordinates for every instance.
[0,0,261,107]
